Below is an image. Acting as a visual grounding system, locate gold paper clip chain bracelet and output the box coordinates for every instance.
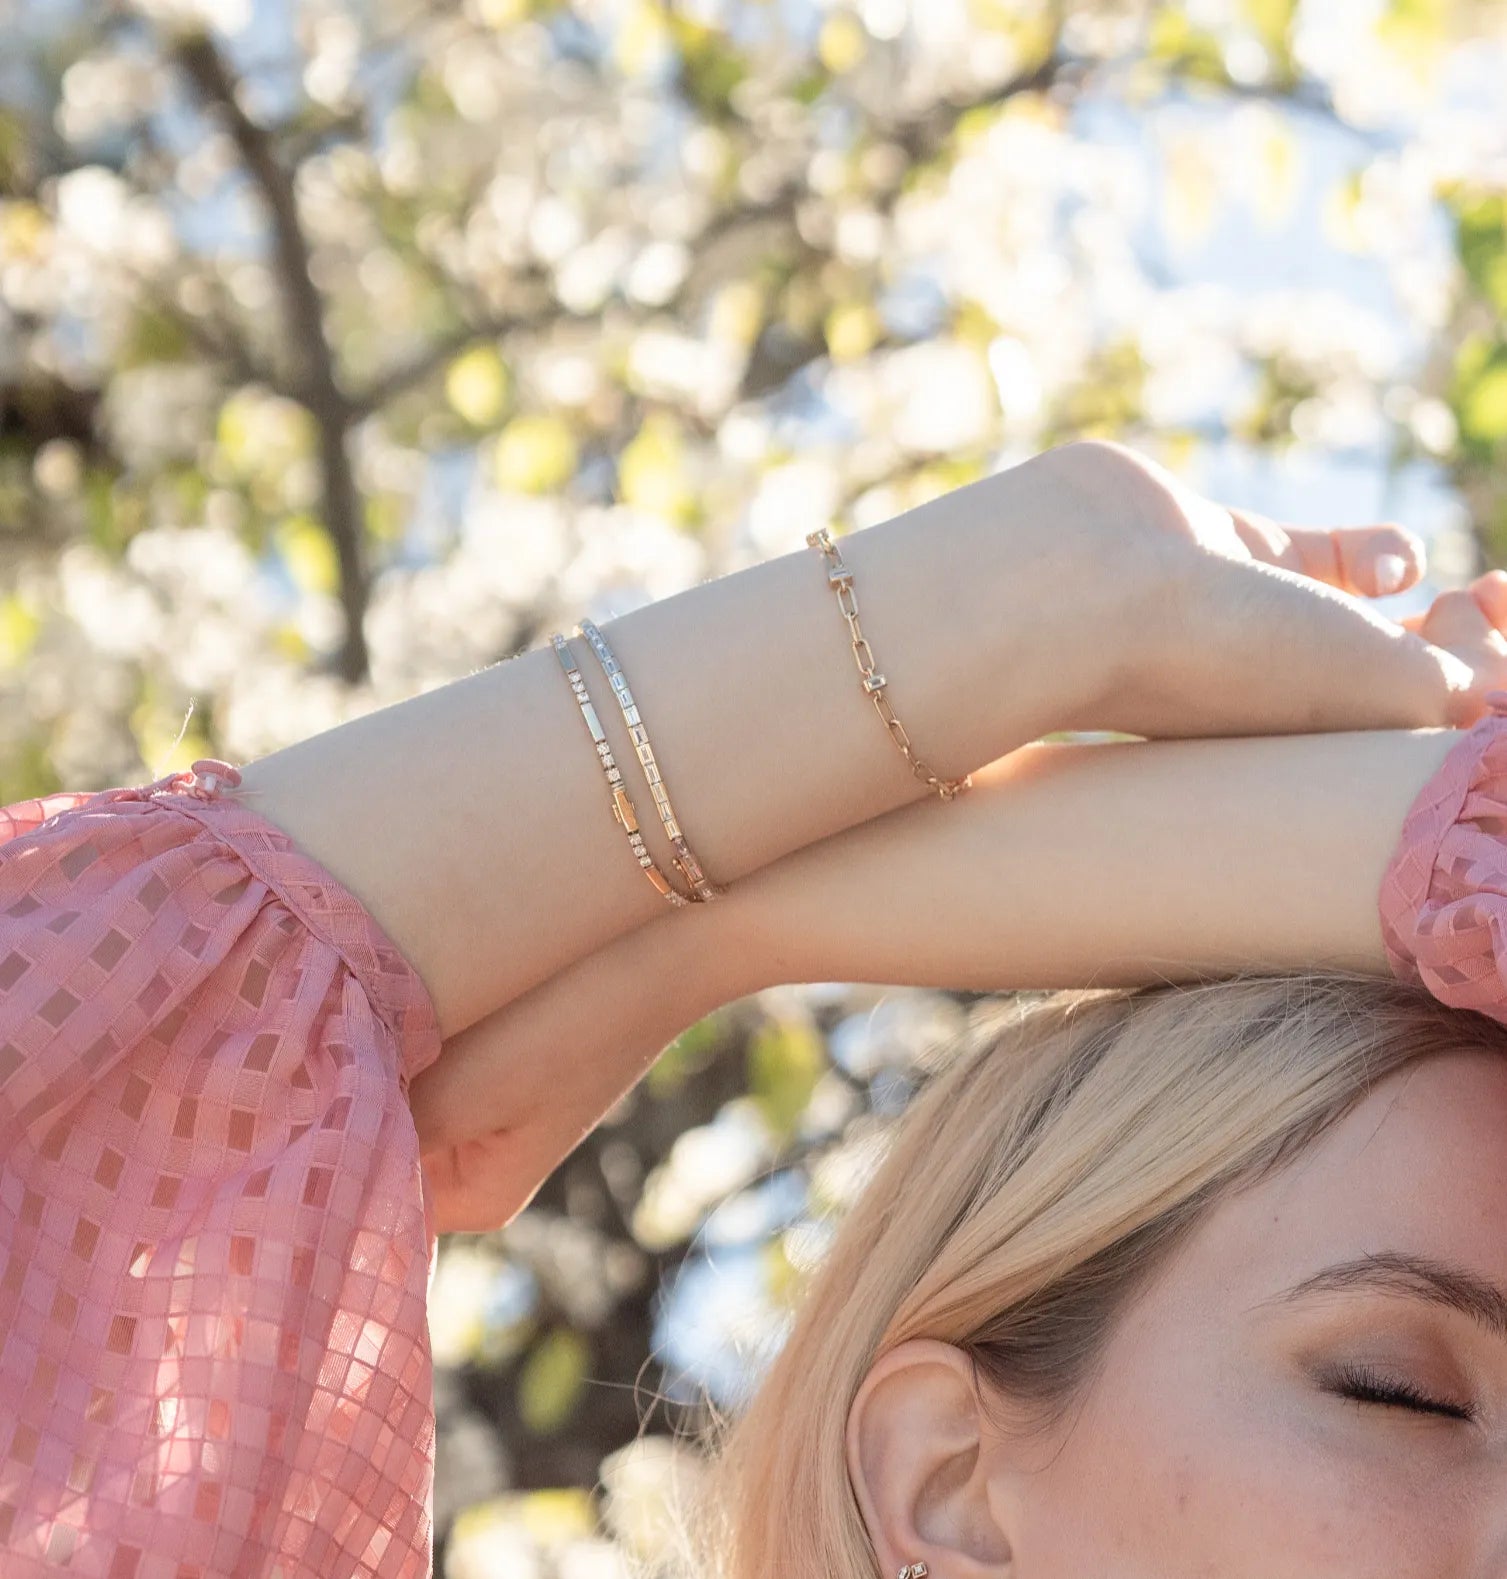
[806,526,972,802]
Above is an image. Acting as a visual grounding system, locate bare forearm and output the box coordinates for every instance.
[226,440,1469,1041]
[409,725,1464,1163]
[233,456,1108,1039]
[732,727,1463,991]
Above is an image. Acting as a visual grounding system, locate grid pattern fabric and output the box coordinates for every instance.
[0,759,445,1577]
[1380,690,1507,1021]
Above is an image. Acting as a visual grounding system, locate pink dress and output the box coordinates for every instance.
[0,760,444,1577]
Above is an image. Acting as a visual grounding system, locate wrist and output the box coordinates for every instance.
[688,880,782,1001]
[849,447,1156,765]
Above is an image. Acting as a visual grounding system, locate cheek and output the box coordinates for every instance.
[1017,1357,1459,1577]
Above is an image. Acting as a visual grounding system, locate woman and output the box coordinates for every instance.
[4,438,1507,1575]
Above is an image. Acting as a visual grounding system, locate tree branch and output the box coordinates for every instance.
[349,288,567,415]
[170,29,371,683]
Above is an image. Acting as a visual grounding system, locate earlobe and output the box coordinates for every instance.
[846,1339,1017,1579]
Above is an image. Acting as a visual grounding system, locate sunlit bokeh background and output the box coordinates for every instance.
[5,0,1507,1571]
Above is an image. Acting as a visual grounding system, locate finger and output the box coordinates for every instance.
[1471,568,1507,631]
[1227,508,1311,576]
[1297,523,1424,597]
[1420,587,1492,649]
[1401,574,1507,641]
[1230,506,1426,596]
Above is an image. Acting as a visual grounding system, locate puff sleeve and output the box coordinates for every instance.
[0,759,445,1578]
[1380,692,1507,1023]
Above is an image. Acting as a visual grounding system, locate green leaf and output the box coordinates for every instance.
[0,734,61,805]
[1451,190,1507,317]
[617,411,699,528]
[0,199,48,258]
[1242,0,1297,63]
[667,15,748,117]
[0,108,28,190]
[493,413,578,494]
[763,1233,803,1308]
[84,468,126,556]
[517,1328,590,1434]
[1453,329,1494,386]
[789,67,831,106]
[271,622,310,663]
[1377,0,1448,57]
[747,1019,825,1141]
[445,344,511,427]
[647,1012,725,1097]
[0,593,41,670]
[953,299,1002,348]
[174,465,208,517]
[364,492,404,545]
[1456,356,1507,454]
[1482,492,1507,568]
[448,1490,595,1570]
[1449,334,1507,459]
[119,306,195,369]
[216,394,254,468]
[1147,6,1228,83]
[273,513,342,597]
[825,300,880,362]
[512,1488,596,1542]
[816,12,867,74]
[1054,338,1147,436]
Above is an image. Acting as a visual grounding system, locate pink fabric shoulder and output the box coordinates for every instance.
[0,759,445,1578]
[1380,691,1507,1021]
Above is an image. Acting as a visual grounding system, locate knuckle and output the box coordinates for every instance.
[1052,436,1146,482]
[1072,436,1136,462]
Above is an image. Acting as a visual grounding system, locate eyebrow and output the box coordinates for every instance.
[1268,1251,1507,1344]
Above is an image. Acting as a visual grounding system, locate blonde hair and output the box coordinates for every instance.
[677,970,1507,1579]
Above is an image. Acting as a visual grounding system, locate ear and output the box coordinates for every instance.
[846,1339,1023,1579]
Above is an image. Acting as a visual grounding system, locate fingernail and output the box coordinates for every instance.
[1374,552,1408,595]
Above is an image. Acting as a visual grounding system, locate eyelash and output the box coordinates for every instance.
[1328,1361,1477,1423]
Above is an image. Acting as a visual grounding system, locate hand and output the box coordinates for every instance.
[1397,569,1507,725]
[1033,439,1473,735]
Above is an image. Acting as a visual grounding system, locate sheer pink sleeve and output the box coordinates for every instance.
[0,759,445,1577]
[1379,693,1507,1023]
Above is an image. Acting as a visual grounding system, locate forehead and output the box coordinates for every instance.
[1196,1048,1507,1293]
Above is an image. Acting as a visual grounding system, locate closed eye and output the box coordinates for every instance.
[1325,1360,1476,1423]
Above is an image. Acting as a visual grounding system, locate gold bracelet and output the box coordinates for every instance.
[551,632,692,907]
[806,526,972,802]
[577,619,726,903]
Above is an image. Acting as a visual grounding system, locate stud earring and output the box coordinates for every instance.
[898,1565,929,1579]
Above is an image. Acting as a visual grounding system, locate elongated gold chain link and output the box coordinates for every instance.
[806,527,972,802]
